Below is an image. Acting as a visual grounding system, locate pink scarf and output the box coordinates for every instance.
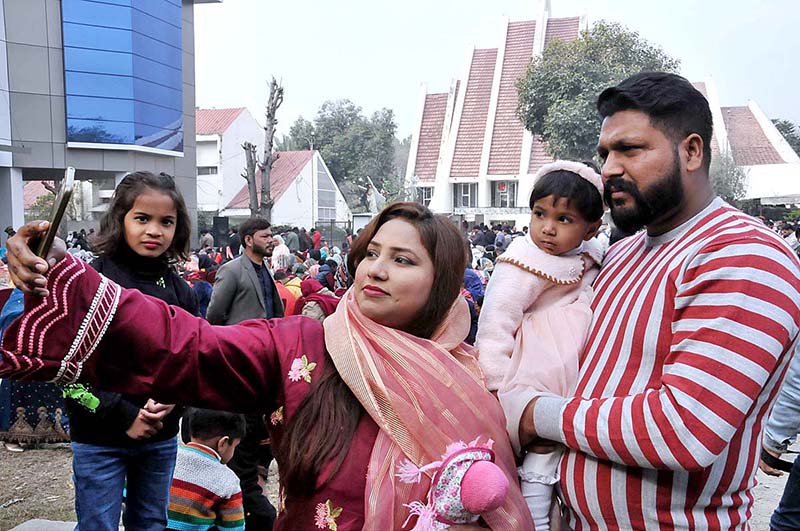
[323,290,532,530]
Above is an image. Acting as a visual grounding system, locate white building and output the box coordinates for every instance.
[195,107,264,212]
[219,150,351,228]
[405,3,584,229]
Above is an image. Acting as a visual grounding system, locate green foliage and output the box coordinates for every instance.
[710,151,747,204]
[773,119,800,156]
[517,21,680,160]
[280,100,400,210]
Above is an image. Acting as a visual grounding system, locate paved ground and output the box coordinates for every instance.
[1,447,793,530]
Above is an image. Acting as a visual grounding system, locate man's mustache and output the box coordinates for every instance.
[604,177,641,204]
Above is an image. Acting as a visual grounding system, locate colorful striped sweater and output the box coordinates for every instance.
[167,442,245,531]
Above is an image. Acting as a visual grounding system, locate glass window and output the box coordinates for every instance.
[453,183,477,208]
[66,72,134,99]
[63,23,133,53]
[491,181,517,208]
[197,166,217,175]
[416,187,433,206]
[63,0,183,152]
[64,48,134,77]
[63,1,132,30]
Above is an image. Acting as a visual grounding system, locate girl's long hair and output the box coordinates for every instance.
[280,202,468,498]
[91,171,191,261]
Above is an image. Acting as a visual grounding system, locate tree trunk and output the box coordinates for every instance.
[242,141,259,217]
[259,77,284,222]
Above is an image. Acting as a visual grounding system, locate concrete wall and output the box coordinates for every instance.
[272,160,314,228]
[196,135,221,210]
[219,109,263,209]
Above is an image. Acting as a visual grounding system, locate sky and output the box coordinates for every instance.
[193,0,799,141]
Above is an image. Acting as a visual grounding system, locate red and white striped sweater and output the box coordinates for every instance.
[533,198,800,530]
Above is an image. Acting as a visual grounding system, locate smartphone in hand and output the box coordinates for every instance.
[37,167,75,258]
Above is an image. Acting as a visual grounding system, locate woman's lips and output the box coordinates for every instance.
[363,285,389,296]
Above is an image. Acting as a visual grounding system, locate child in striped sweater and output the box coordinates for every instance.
[167,408,246,531]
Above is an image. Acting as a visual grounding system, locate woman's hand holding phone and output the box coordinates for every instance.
[6,220,67,297]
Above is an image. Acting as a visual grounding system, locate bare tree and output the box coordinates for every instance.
[259,77,284,222]
[239,77,284,220]
[241,141,259,217]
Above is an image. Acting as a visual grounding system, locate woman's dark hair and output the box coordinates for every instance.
[281,202,468,499]
[92,171,191,261]
[348,201,468,339]
[530,169,604,222]
[597,72,713,171]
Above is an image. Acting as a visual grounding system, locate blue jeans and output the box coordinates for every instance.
[771,454,800,531]
[72,437,177,531]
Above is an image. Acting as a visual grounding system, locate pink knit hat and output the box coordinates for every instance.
[533,160,604,197]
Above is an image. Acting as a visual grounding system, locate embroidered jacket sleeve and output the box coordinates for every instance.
[534,238,800,471]
[0,255,326,414]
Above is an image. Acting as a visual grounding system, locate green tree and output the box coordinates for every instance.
[710,151,747,204]
[517,21,680,160]
[280,100,400,211]
[773,119,800,156]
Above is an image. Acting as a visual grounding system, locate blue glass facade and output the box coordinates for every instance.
[62,0,183,152]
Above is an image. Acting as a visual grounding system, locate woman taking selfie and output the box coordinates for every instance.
[1,202,532,530]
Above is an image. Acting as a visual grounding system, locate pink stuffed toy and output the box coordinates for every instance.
[397,437,509,530]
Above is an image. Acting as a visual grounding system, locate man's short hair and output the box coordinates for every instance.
[184,408,246,440]
[597,72,713,171]
[239,217,271,240]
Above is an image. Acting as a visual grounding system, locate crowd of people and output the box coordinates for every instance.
[2,72,800,531]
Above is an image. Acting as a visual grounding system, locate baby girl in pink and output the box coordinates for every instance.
[476,161,606,530]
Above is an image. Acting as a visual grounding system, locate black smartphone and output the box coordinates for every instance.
[37,167,76,258]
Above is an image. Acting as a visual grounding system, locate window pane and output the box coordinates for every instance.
[133,77,182,111]
[67,95,134,122]
[132,55,182,89]
[66,71,134,99]
[63,23,133,53]
[132,9,181,48]
[67,119,134,144]
[63,0,131,29]
[132,33,181,68]
[134,102,182,130]
[133,0,182,26]
[64,47,134,76]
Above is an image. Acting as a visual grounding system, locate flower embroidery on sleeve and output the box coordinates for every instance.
[270,406,284,426]
[314,500,343,530]
[288,355,317,383]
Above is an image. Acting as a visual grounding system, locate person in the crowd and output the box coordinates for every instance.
[760,348,800,531]
[226,227,241,260]
[199,230,214,251]
[167,408,246,531]
[186,272,213,319]
[298,228,313,253]
[315,259,337,292]
[511,72,800,529]
[781,223,800,252]
[67,171,198,531]
[0,288,70,451]
[3,202,533,530]
[296,278,339,322]
[284,227,300,254]
[271,234,293,272]
[273,270,299,316]
[205,216,283,531]
[310,227,322,250]
[463,264,485,306]
[476,160,605,529]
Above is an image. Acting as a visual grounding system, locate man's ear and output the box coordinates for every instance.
[684,133,705,172]
[216,435,230,453]
[584,219,603,241]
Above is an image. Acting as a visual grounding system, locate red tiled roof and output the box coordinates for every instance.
[487,20,536,175]
[450,48,497,177]
[722,106,783,166]
[414,93,449,183]
[544,17,581,47]
[527,137,553,174]
[691,82,720,157]
[23,181,51,209]
[225,150,315,210]
[196,108,246,135]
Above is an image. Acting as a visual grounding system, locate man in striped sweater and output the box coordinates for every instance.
[518,72,800,529]
[168,408,246,531]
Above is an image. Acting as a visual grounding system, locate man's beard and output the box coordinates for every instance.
[252,243,273,258]
[604,154,684,234]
